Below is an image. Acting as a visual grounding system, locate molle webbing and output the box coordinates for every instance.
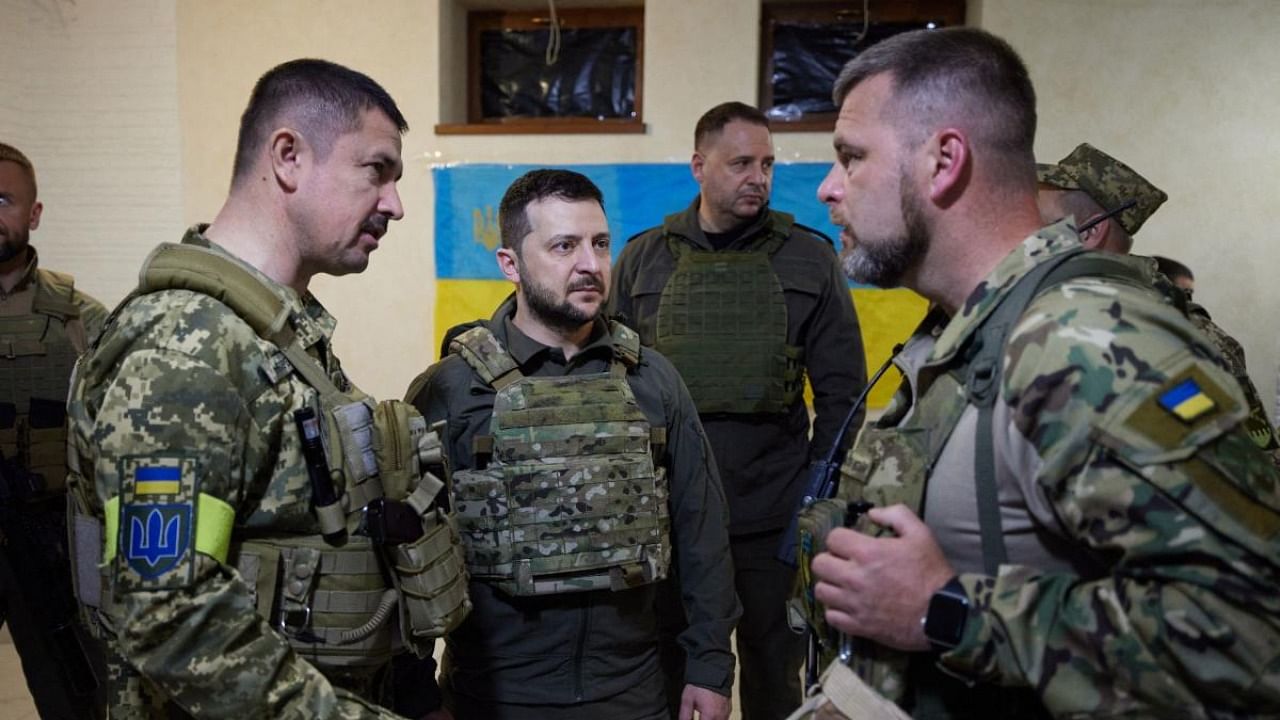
[0,272,83,493]
[234,537,396,670]
[655,229,802,415]
[137,243,385,528]
[450,324,671,596]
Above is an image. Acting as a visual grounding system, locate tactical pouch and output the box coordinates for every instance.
[791,498,846,645]
[27,397,69,495]
[325,400,384,512]
[386,506,470,654]
[372,399,429,502]
[236,536,396,672]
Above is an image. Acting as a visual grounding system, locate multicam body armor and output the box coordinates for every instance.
[448,323,671,596]
[652,222,804,415]
[0,268,92,494]
[65,234,467,717]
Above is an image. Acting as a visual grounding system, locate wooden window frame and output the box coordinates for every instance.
[759,0,966,133]
[435,6,645,135]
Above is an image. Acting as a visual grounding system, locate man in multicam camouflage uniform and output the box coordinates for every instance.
[1037,143,1280,457]
[404,169,739,720]
[0,141,107,719]
[64,59,466,719]
[797,26,1280,719]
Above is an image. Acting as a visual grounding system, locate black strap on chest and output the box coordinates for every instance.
[958,250,1145,575]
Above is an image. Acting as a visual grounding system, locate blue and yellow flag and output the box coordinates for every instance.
[432,163,926,407]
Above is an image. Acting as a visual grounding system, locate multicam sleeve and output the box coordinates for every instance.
[940,285,1280,717]
[94,347,403,719]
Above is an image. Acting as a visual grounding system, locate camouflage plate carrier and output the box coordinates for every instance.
[67,244,469,674]
[0,269,90,495]
[653,216,803,415]
[449,322,672,596]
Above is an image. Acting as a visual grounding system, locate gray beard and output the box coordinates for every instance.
[840,170,930,288]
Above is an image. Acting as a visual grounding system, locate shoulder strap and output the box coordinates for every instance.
[137,243,344,397]
[965,249,1143,575]
[448,326,523,390]
[31,268,81,321]
[139,243,291,343]
[608,320,642,377]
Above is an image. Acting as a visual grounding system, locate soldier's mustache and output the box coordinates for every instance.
[568,277,603,292]
[361,215,389,239]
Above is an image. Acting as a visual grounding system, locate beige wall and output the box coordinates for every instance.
[5,0,1278,409]
[1,0,183,308]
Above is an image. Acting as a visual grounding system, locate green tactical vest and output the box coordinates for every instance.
[0,270,87,497]
[652,216,804,415]
[801,250,1158,719]
[449,322,672,596]
[67,242,468,673]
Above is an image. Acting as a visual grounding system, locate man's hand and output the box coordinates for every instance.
[679,684,730,720]
[811,504,955,651]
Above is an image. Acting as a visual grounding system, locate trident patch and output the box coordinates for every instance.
[123,503,191,578]
[117,457,198,590]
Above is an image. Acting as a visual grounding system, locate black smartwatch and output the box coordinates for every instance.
[922,576,969,654]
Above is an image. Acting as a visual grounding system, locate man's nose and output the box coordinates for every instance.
[380,182,405,221]
[817,163,843,205]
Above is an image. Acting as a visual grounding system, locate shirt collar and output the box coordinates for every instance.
[928,219,1083,365]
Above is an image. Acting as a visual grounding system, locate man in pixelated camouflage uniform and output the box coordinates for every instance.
[609,102,865,720]
[1037,142,1280,459]
[404,169,739,720]
[64,60,469,719]
[0,141,107,718]
[795,27,1280,719]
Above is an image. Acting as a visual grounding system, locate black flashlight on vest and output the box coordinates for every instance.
[294,407,348,546]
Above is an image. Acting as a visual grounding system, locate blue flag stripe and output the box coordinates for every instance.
[1158,379,1201,410]
[137,465,181,482]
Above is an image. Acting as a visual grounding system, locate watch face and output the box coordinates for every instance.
[926,586,969,648]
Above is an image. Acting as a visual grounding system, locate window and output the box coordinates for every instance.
[760,1,966,132]
[436,6,645,135]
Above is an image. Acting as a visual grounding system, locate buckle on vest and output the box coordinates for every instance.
[275,605,325,644]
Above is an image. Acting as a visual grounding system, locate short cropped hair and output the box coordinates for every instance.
[694,102,770,152]
[232,59,408,185]
[0,142,38,198]
[832,27,1037,187]
[499,169,604,253]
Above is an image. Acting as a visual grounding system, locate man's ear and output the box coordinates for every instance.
[690,152,706,184]
[925,128,969,204]
[27,201,42,231]
[1078,216,1110,251]
[496,247,521,284]
[269,128,305,192]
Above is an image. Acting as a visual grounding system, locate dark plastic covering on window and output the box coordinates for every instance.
[767,21,940,122]
[481,27,637,119]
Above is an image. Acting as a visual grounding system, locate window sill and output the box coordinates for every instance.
[434,119,646,135]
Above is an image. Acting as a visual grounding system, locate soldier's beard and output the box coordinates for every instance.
[841,167,930,288]
[520,264,604,334]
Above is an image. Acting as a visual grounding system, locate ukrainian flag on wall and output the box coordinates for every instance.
[433,163,927,408]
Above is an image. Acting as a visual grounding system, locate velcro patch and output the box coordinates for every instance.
[1158,377,1217,423]
[116,456,198,590]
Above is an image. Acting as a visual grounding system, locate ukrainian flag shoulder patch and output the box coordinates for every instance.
[1158,377,1217,423]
